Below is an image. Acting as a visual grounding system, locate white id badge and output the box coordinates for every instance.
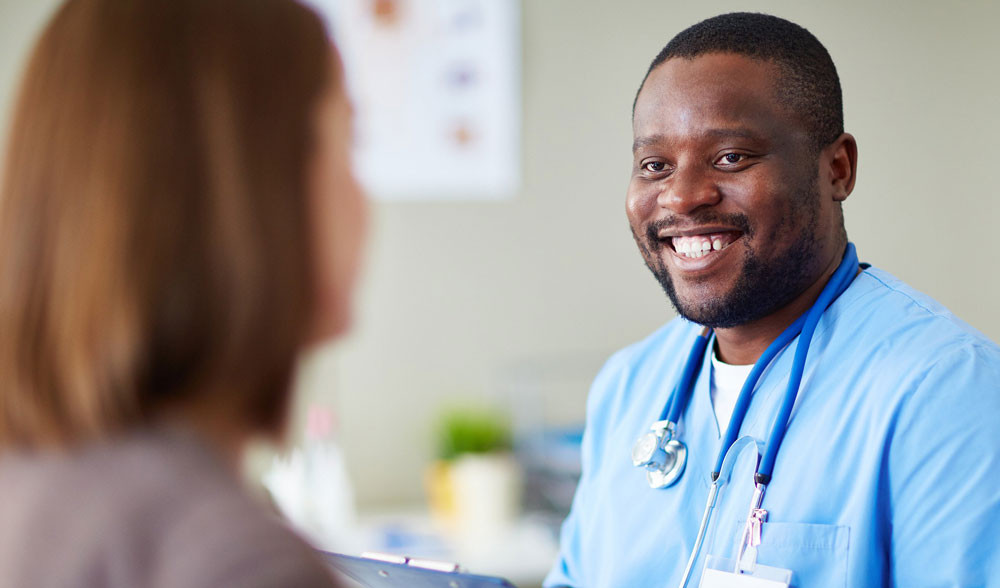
[698,555,792,588]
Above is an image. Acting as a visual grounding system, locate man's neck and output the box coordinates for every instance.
[713,250,845,366]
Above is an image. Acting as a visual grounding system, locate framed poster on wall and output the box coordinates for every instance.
[305,0,521,200]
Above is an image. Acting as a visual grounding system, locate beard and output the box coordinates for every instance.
[635,182,822,329]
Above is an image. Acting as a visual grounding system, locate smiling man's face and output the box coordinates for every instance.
[627,53,842,328]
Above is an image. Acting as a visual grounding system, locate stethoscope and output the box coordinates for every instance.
[630,243,860,588]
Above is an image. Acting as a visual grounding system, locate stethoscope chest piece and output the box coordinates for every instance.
[646,439,686,488]
[632,426,687,489]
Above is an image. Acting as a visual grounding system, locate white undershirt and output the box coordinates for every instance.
[710,349,754,434]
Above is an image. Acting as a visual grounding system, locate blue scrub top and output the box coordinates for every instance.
[544,267,1000,587]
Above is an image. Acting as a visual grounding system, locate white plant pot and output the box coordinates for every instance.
[447,452,522,547]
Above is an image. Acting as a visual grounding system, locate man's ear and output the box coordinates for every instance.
[823,133,858,202]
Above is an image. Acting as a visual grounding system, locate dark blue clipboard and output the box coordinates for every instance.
[319,551,518,588]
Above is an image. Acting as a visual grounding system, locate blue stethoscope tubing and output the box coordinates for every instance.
[673,242,860,588]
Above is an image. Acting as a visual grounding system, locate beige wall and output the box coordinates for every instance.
[3,0,999,508]
[0,0,62,145]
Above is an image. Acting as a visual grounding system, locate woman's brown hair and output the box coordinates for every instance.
[0,0,335,448]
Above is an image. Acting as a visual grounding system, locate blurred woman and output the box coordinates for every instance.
[0,0,364,585]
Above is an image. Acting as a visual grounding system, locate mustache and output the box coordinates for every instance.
[644,212,753,243]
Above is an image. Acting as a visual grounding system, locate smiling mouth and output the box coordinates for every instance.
[666,231,742,259]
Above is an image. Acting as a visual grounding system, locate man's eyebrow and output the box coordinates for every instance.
[632,134,665,152]
[632,128,765,153]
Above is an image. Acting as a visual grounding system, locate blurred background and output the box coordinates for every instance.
[3,1,999,585]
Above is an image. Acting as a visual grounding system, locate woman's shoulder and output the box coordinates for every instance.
[0,429,338,587]
[111,428,340,587]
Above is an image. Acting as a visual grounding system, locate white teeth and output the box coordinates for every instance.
[672,235,733,259]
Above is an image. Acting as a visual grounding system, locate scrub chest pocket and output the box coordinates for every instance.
[755,522,850,588]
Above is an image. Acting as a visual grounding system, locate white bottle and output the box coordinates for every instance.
[264,405,356,552]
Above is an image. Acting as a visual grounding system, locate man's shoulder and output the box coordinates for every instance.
[824,266,1000,408]
[840,267,999,357]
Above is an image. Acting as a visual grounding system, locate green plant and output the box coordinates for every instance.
[436,407,512,461]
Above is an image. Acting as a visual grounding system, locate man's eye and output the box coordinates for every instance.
[643,161,666,172]
[717,153,747,165]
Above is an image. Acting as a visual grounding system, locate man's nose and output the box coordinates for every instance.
[657,165,721,214]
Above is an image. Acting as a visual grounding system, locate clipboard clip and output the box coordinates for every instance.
[361,551,464,573]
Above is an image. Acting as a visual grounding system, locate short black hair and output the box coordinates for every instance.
[635,12,843,151]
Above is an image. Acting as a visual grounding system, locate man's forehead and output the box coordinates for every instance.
[638,53,783,107]
[632,53,799,143]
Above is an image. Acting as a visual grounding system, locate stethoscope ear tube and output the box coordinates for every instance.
[661,326,713,424]
[755,243,859,480]
[711,243,859,480]
[678,481,719,588]
[711,312,807,477]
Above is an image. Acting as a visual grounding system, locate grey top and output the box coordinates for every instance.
[0,427,338,588]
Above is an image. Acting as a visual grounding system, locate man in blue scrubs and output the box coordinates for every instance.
[545,12,1000,588]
